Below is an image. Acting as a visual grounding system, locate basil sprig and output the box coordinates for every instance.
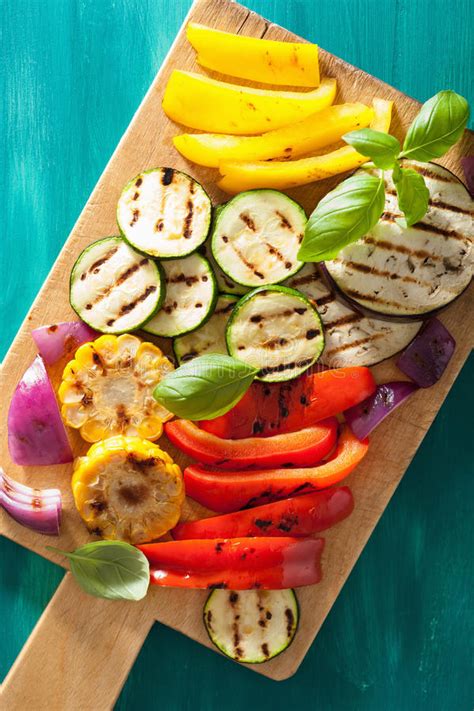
[298,173,385,262]
[400,90,470,161]
[153,354,258,421]
[299,89,469,261]
[342,129,401,169]
[393,168,430,227]
[47,541,150,601]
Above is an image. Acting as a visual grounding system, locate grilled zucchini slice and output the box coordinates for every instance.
[203,240,249,295]
[204,588,299,664]
[226,285,324,382]
[117,168,212,259]
[173,294,238,363]
[211,189,305,287]
[70,237,164,334]
[325,161,473,319]
[143,253,217,337]
[286,264,422,367]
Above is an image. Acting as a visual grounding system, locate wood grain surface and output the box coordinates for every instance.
[1,0,473,708]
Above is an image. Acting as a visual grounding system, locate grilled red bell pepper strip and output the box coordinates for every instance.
[183,426,368,512]
[200,367,376,439]
[137,537,324,590]
[165,417,338,470]
[172,487,354,539]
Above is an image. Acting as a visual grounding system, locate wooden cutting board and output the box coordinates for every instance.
[1,0,472,706]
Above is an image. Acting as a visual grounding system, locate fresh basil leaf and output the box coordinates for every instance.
[401,90,469,161]
[298,172,386,262]
[392,161,402,183]
[343,128,401,169]
[47,542,150,601]
[394,168,430,227]
[153,354,258,421]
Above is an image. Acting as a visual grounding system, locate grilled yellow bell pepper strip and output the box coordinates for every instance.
[72,435,184,544]
[217,98,393,193]
[173,102,374,168]
[186,22,320,88]
[162,71,336,135]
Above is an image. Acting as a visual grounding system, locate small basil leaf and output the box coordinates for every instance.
[153,354,258,420]
[401,90,469,161]
[298,172,386,262]
[47,542,150,601]
[394,168,430,227]
[343,128,401,169]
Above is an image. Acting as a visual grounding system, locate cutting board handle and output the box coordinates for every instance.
[1,572,154,711]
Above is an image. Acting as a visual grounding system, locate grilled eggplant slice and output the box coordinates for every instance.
[143,253,217,337]
[226,286,324,382]
[173,294,238,363]
[70,237,164,334]
[204,588,299,664]
[286,264,422,367]
[325,161,473,319]
[117,168,212,259]
[212,189,306,287]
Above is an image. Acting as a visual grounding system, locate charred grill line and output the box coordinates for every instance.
[344,287,409,308]
[259,357,313,377]
[182,182,195,239]
[325,313,361,330]
[240,212,257,231]
[364,237,442,261]
[85,247,119,277]
[275,210,292,229]
[84,259,149,309]
[412,220,469,242]
[325,331,387,356]
[341,259,431,286]
[230,242,265,280]
[106,285,157,326]
[161,167,174,185]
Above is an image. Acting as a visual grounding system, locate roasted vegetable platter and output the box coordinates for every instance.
[1,0,472,705]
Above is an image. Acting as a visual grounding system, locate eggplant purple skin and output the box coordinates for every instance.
[396,317,456,388]
[461,156,474,197]
[344,381,419,440]
[320,161,473,324]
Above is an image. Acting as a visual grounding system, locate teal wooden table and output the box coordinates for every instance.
[1,1,473,708]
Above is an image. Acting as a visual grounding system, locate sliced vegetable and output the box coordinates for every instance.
[286,264,423,368]
[0,468,61,536]
[201,367,375,439]
[204,588,299,663]
[138,537,325,590]
[59,334,174,442]
[203,241,249,296]
[187,22,320,87]
[396,318,456,387]
[174,103,374,168]
[173,487,354,539]
[8,355,73,466]
[70,237,164,334]
[72,436,184,544]
[163,70,337,135]
[211,190,306,287]
[117,168,211,258]
[143,253,217,337]
[344,381,419,440]
[173,294,238,363]
[32,321,98,365]
[217,98,392,193]
[48,541,150,601]
[165,417,337,470]
[183,426,368,512]
[324,162,473,319]
[226,286,324,382]
[461,156,474,197]
[154,354,258,421]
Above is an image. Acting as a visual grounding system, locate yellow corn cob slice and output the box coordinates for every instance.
[59,334,174,443]
[72,435,184,543]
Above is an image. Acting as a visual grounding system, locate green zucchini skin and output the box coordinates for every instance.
[173,293,238,363]
[143,252,217,338]
[226,285,325,382]
[203,588,299,664]
[69,236,164,334]
[117,167,212,259]
[211,189,306,288]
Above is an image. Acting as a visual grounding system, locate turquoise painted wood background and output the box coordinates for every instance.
[1,0,473,708]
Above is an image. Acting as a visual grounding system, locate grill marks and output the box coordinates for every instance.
[240,212,257,231]
[182,181,195,240]
[83,258,150,312]
[259,357,313,377]
[325,332,387,356]
[106,285,157,327]
[161,167,174,185]
[341,259,431,287]
[85,247,119,278]
[229,241,266,280]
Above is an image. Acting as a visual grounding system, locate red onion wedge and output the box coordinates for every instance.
[0,468,61,535]
[344,381,419,440]
[396,318,456,388]
[7,355,73,465]
[32,321,97,365]
[461,156,474,197]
